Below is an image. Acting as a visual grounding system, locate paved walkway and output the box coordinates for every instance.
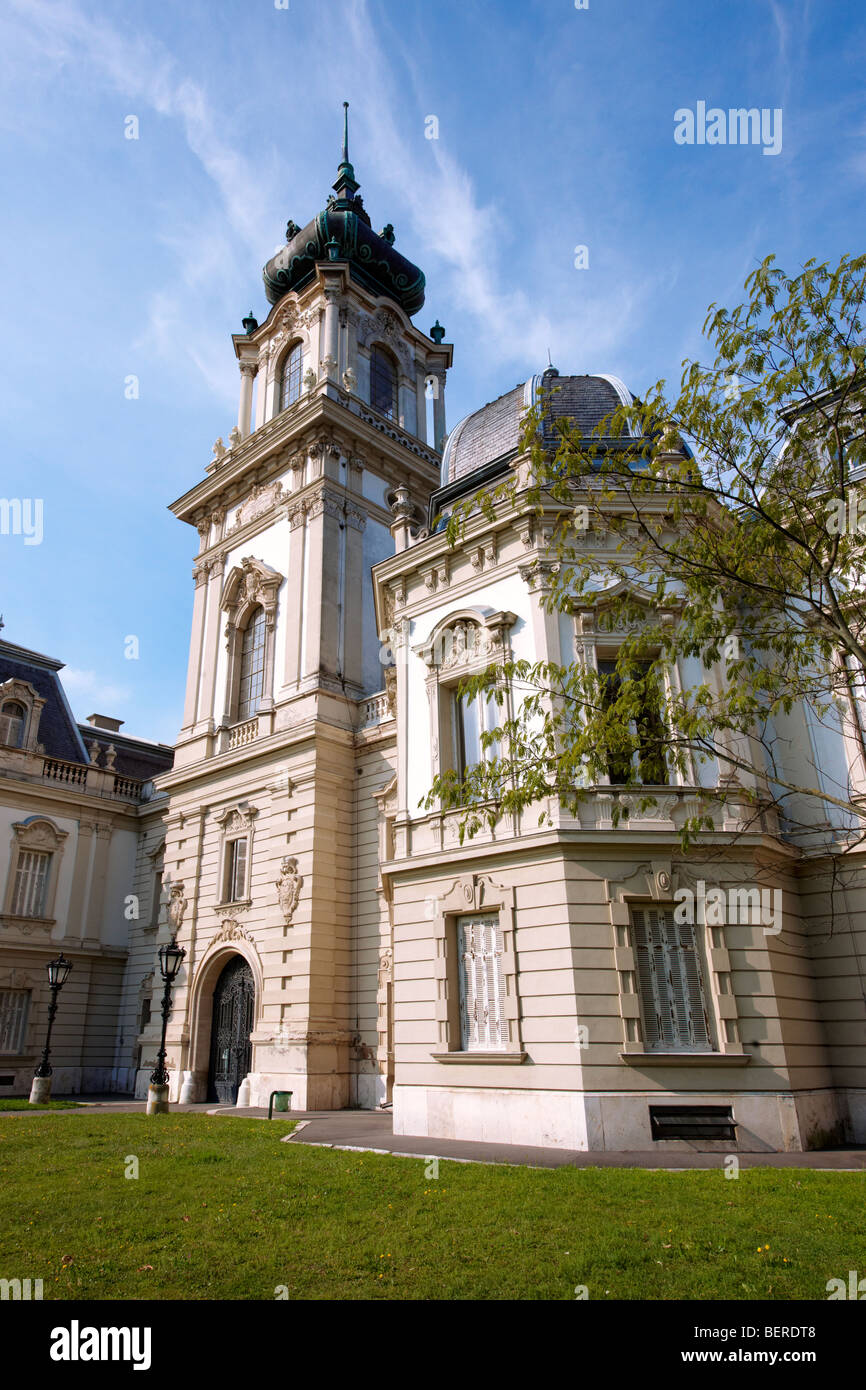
[4,1097,865,1169]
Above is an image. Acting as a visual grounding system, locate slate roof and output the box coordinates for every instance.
[442,371,638,485]
[0,640,88,763]
[0,637,174,783]
[77,727,174,782]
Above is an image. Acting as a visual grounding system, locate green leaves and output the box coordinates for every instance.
[427,253,866,846]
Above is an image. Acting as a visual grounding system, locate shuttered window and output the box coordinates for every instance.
[631,906,712,1051]
[225,838,248,903]
[0,990,30,1053]
[11,851,51,918]
[457,914,507,1051]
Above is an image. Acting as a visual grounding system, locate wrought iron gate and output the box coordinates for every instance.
[208,957,254,1103]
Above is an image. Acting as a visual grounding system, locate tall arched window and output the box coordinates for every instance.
[370,344,397,420]
[237,608,266,720]
[0,701,26,749]
[280,342,304,411]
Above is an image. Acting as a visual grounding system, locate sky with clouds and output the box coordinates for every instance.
[1,0,864,743]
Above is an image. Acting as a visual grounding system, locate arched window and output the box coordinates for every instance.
[370,344,397,420]
[237,608,266,720]
[280,342,304,411]
[0,701,26,749]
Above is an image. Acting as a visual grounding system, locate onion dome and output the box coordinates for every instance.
[441,369,639,484]
[263,103,425,317]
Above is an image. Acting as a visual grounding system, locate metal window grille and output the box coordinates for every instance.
[632,906,712,1051]
[11,851,51,918]
[0,990,30,1053]
[457,914,507,1050]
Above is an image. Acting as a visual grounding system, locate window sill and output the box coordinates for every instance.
[1,914,55,928]
[621,1051,750,1067]
[432,1051,527,1065]
[213,900,251,914]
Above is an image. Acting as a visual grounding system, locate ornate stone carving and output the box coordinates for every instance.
[226,480,285,535]
[168,883,188,933]
[384,665,397,715]
[303,366,317,392]
[377,948,393,989]
[87,739,101,765]
[276,857,303,924]
[212,438,227,462]
[228,426,242,450]
[342,367,357,393]
[221,558,284,634]
[12,817,68,853]
[214,918,250,943]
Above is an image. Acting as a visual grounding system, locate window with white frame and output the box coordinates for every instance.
[224,836,248,904]
[457,913,508,1051]
[280,342,304,411]
[11,850,51,918]
[631,906,712,1051]
[0,700,26,748]
[237,607,266,720]
[597,658,669,785]
[0,989,30,1053]
[453,689,501,776]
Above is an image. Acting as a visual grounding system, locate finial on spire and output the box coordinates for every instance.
[333,101,359,202]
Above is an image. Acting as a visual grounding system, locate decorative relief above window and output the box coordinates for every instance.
[3,817,68,923]
[213,804,258,910]
[221,558,284,725]
[415,610,517,788]
[0,679,45,753]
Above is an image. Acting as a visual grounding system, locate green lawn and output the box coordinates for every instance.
[0,1114,862,1300]
[0,1099,83,1111]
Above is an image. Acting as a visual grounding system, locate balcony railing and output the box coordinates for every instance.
[42,757,87,787]
[226,717,259,750]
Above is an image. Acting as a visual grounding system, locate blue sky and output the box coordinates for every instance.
[1,0,863,743]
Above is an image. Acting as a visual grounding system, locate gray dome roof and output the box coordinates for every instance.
[441,371,637,484]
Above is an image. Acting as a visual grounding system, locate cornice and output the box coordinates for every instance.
[170,394,440,527]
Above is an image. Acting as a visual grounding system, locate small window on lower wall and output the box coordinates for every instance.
[649,1105,736,1141]
[0,989,30,1054]
[457,913,508,1051]
[631,906,712,1052]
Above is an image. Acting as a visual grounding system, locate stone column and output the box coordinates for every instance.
[283,503,307,689]
[321,289,340,379]
[431,369,447,451]
[415,358,428,444]
[238,362,256,438]
[254,349,269,430]
[181,565,209,731]
[198,557,225,729]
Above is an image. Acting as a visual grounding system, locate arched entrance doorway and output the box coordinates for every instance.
[207,956,255,1103]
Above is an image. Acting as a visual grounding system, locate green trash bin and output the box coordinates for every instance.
[268,1090,293,1119]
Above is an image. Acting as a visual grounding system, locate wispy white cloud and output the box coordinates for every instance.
[61,666,131,712]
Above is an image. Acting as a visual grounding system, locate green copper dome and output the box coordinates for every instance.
[263,104,425,317]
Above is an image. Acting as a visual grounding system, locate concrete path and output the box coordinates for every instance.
[4,1097,865,1169]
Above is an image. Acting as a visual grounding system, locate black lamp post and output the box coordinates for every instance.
[29,953,73,1103]
[149,937,186,1093]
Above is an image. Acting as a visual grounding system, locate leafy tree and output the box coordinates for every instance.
[428,254,866,852]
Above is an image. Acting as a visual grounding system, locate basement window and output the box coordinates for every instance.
[649,1105,737,1141]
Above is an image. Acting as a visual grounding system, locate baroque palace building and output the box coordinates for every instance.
[3,116,865,1149]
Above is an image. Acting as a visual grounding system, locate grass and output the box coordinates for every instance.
[0,1114,862,1300]
[0,1099,83,1111]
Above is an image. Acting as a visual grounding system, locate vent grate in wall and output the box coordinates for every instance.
[649,1105,737,1141]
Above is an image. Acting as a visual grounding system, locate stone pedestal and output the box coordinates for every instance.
[146,1084,170,1114]
[29,1076,51,1105]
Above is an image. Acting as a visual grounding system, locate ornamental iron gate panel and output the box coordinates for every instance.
[207,957,255,1103]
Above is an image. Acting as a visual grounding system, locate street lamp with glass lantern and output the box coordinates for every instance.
[29,953,73,1105]
[147,936,186,1114]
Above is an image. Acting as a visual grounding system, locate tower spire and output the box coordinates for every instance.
[332,100,360,202]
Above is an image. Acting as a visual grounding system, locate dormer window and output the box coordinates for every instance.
[0,701,26,749]
[280,342,304,411]
[370,344,397,420]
